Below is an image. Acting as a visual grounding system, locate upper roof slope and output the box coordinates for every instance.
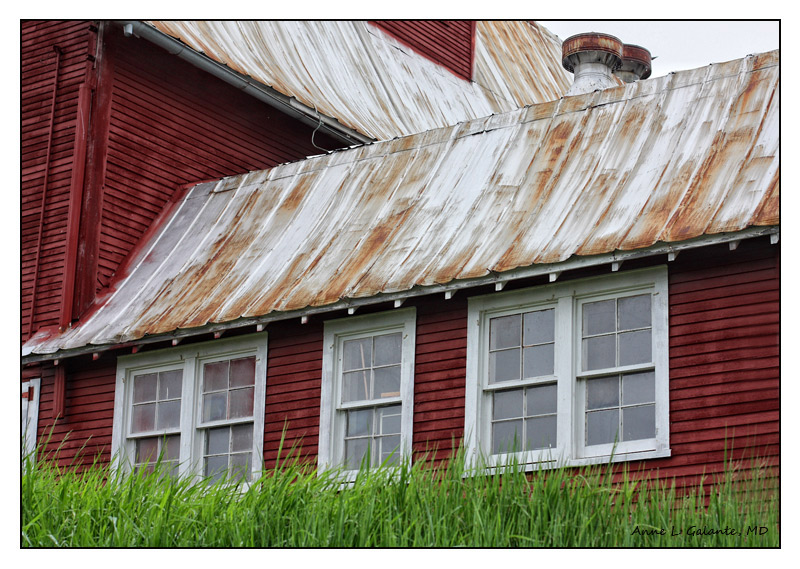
[145,20,571,140]
[22,49,779,358]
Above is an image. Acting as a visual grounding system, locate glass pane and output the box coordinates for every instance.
[582,335,616,371]
[523,344,554,378]
[374,366,401,398]
[623,404,656,441]
[492,420,523,454]
[164,434,181,461]
[206,426,230,456]
[230,452,251,481]
[203,392,228,422]
[526,415,557,450]
[345,438,369,469]
[342,370,369,403]
[583,299,616,336]
[136,437,159,463]
[490,314,520,350]
[379,435,401,465]
[587,376,619,410]
[489,348,520,383]
[204,361,229,392]
[156,400,181,430]
[158,370,182,400]
[231,424,253,452]
[229,387,255,419]
[493,389,523,421]
[230,357,256,388]
[527,383,557,416]
[587,409,619,446]
[622,371,656,405]
[378,405,402,435]
[132,403,156,433]
[374,333,402,366]
[133,373,157,403]
[346,408,373,437]
[523,309,554,345]
[618,294,651,331]
[343,338,371,372]
[205,455,229,483]
[619,330,652,366]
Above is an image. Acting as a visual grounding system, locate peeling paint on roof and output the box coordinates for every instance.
[22,50,779,358]
[145,20,571,140]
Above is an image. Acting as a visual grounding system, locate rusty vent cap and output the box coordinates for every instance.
[561,33,624,72]
[619,43,652,80]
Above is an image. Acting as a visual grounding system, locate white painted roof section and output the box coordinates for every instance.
[145,20,571,140]
[22,50,779,358]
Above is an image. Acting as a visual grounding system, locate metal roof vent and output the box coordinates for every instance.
[614,43,652,83]
[561,33,623,96]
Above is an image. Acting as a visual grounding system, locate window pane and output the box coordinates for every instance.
[133,373,157,403]
[493,389,523,421]
[527,383,557,416]
[379,435,401,465]
[619,330,652,366]
[378,405,402,435]
[156,400,181,430]
[132,403,156,433]
[374,366,401,398]
[343,338,371,372]
[582,335,616,371]
[203,392,228,422]
[622,371,656,405]
[230,357,256,388]
[587,376,619,410]
[586,409,619,446]
[229,387,255,419]
[342,370,370,402]
[583,299,616,336]
[345,438,369,470]
[490,314,521,350]
[158,370,182,400]
[165,434,181,461]
[526,415,556,450]
[374,333,402,367]
[231,424,253,453]
[230,452,251,481]
[618,294,651,331]
[489,348,520,383]
[346,409,373,438]
[492,420,523,454]
[205,455,228,483]
[523,344,554,378]
[206,426,230,456]
[136,437,159,463]
[623,405,656,441]
[204,361,229,392]
[523,309,554,345]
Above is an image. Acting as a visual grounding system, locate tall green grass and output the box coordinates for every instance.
[21,447,778,547]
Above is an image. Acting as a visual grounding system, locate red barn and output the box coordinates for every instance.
[21,21,778,492]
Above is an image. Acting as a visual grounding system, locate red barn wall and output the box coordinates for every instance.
[370,21,475,81]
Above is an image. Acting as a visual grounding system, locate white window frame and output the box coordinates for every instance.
[111,333,268,483]
[319,308,416,477]
[465,267,669,471]
[22,378,41,460]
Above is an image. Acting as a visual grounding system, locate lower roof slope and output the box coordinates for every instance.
[23,50,779,359]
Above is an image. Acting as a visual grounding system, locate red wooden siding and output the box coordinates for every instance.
[21,21,94,340]
[370,21,475,81]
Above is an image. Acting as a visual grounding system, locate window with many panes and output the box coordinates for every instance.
[320,309,415,474]
[465,267,669,469]
[112,334,267,483]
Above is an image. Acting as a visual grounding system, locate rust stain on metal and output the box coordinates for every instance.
[22,49,779,357]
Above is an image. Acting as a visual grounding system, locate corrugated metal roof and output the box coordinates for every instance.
[22,50,779,358]
[144,20,571,140]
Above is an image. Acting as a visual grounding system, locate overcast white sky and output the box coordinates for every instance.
[539,20,780,77]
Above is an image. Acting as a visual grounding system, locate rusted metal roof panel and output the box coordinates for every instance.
[23,50,779,358]
[144,20,571,140]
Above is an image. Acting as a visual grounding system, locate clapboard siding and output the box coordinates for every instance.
[370,21,474,81]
